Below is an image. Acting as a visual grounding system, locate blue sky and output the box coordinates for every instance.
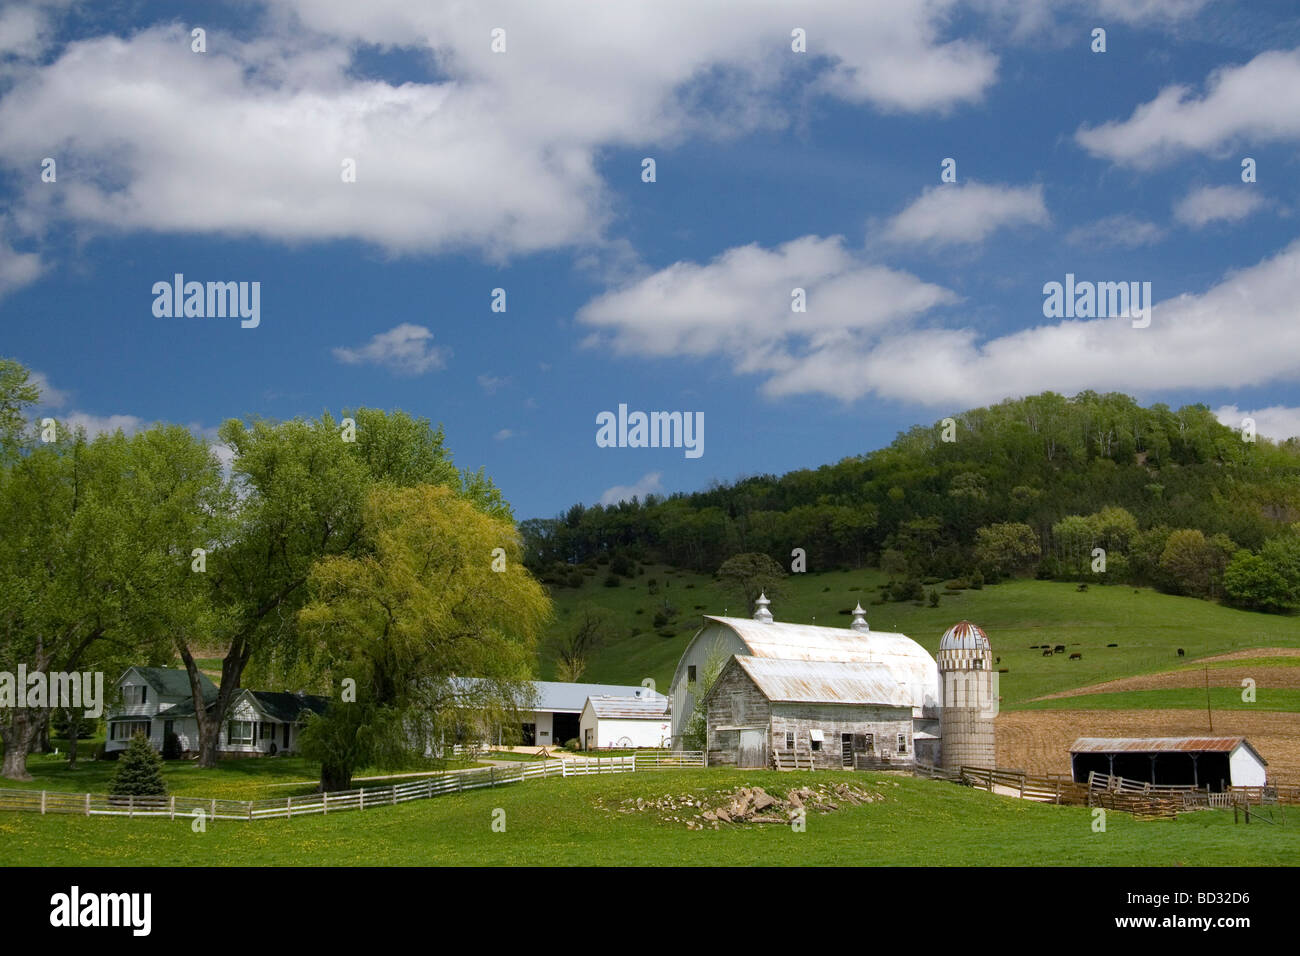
[2,1,1300,519]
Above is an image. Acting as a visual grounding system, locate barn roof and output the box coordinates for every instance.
[1069,736,1267,763]
[730,656,916,708]
[584,695,671,719]
[702,616,940,711]
[533,681,666,714]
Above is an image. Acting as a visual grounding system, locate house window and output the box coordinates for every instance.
[811,739,821,752]
[227,721,254,745]
[112,721,151,741]
[124,685,149,707]
[897,734,908,754]
[785,731,794,750]
[864,733,874,752]
[687,665,697,683]
[259,723,273,740]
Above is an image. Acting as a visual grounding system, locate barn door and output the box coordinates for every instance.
[738,729,765,768]
[841,734,854,767]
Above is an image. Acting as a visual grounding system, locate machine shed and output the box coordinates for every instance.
[1069,736,1268,791]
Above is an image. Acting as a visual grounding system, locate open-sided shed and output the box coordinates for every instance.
[1069,736,1268,791]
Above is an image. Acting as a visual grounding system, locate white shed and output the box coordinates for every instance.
[579,694,671,750]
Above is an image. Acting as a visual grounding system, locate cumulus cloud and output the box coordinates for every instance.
[577,235,959,379]
[579,235,1300,408]
[1066,214,1166,248]
[599,471,664,506]
[1216,404,1300,442]
[880,182,1049,247]
[477,374,511,394]
[0,3,1000,268]
[1093,0,1211,23]
[1076,48,1300,168]
[493,428,516,441]
[1173,185,1266,228]
[0,235,42,299]
[332,323,448,375]
[59,411,146,437]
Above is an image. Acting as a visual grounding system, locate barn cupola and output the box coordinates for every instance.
[753,592,773,623]
[851,603,870,633]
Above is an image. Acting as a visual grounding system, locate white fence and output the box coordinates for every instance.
[0,752,705,823]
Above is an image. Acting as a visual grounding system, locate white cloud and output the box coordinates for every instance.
[477,374,511,394]
[1066,214,1166,248]
[60,411,146,437]
[1093,0,1210,23]
[881,182,1049,247]
[493,428,516,441]
[27,368,68,407]
[1216,405,1300,442]
[332,323,448,375]
[0,4,1000,265]
[580,234,1300,408]
[577,235,958,379]
[1076,48,1300,168]
[599,471,664,506]
[0,235,42,299]
[1173,185,1266,228]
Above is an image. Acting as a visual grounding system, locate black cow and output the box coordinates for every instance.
[1107,643,1118,648]
[1053,644,1066,653]
[1177,648,1185,657]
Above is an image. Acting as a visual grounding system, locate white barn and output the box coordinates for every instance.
[670,596,941,759]
[579,694,672,750]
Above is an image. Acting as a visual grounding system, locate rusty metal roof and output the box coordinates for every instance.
[731,656,915,708]
[704,616,940,711]
[939,620,989,651]
[1069,736,1255,755]
[584,695,670,719]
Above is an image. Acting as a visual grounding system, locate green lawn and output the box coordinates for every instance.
[0,751,481,799]
[549,568,1300,707]
[1,769,1293,866]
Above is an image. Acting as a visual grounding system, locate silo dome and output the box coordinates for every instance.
[939,620,989,652]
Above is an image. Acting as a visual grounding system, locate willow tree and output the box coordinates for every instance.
[296,483,550,791]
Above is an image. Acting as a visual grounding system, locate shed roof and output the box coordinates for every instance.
[1069,736,1267,763]
[730,656,915,708]
[533,681,666,714]
[584,695,671,719]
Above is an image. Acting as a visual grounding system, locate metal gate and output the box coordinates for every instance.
[738,729,766,768]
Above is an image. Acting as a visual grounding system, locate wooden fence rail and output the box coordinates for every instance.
[0,754,656,823]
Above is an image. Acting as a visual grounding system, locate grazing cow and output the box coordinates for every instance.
[1053,644,1065,653]
[1069,652,1082,660]
[995,656,1001,664]
[1177,648,1185,657]
[1107,643,1118,648]
[1042,649,1053,656]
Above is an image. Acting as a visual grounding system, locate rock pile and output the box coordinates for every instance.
[602,783,881,830]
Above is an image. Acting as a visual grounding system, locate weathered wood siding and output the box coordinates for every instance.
[771,704,914,770]
[704,658,772,767]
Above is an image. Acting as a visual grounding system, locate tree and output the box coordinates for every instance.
[716,552,786,615]
[1159,529,1230,598]
[295,484,550,791]
[184,408,479,769]
[680,639,731,752]
[548,603,617,682]
[1223,551,1293,613]
[974,522,1041,578]
[109,733,167,797]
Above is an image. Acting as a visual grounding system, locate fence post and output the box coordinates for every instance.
[323,791,328,815]
[129,794,134,819]
[40,791,46,815]
[211,798,216,823]
[170,796,176,821]
[287,796,292,819]
[360,789,365,811]
[85,792,90,817]
[491,767,495,788]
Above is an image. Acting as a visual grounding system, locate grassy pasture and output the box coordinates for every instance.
[546,568,1300,706]
[1,769,1294,867]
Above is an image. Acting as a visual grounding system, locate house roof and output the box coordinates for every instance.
[725,655,916,708]
[701,616,940,711]
[1069,736,1267,764]
[584,695,670,719]
[124,666,218,701]
[164,688,330,722]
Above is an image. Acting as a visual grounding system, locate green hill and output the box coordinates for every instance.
[543,568,1300,708]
